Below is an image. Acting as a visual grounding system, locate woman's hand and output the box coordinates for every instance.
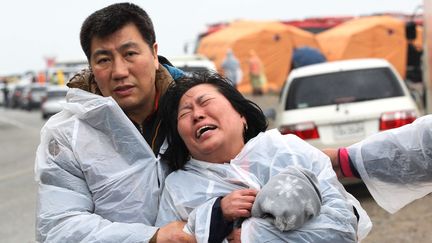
[227,228,242,243]
[221,189,257,221]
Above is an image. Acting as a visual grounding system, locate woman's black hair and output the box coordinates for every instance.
[159,72,268,171]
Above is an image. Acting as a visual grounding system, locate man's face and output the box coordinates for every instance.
[89,23,159,114]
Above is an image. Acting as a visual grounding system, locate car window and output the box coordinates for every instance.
[177,66,210,73]
[47,90,67,98]
[285,67,404,110]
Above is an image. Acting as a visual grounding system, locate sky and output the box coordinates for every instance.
[0,0,423,75]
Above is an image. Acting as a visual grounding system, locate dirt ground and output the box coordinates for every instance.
[347,184,432,243]
[248,94,432,243]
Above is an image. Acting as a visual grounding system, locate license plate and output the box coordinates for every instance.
[33,94,42,101]
[333,122,365,139]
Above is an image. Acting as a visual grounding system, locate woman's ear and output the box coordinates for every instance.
[241,115,247,125]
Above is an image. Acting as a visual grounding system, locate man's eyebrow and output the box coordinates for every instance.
[91,42,140,59]
[92,49,111,58]
[118,41,140,52]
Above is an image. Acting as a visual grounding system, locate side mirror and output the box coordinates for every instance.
[264,108,276,121]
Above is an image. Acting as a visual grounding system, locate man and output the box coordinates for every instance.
[221,49,242,89]
[324,114,432,214]
[35,3,195,242]
[2,80,9,107]
[248,50,266,96]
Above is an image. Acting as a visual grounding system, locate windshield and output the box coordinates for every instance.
[285,67,404,110]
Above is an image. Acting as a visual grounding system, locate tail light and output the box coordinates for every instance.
[279,122,320,140]
[379,110,417,131]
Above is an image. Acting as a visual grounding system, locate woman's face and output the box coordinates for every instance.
[177,84,246,163]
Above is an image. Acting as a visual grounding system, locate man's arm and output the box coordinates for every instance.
[36,131,193,243]
[156,222,196,243]
[36,133,160,242]
[322,148,360,179]
[324,115,432,213]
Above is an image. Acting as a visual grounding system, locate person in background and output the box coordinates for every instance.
[156,72,372,242]
[2,80,9,108]
[248,50,266,96]
[35,3,198,242]
[221,49,242,89]
[324,114,432,214]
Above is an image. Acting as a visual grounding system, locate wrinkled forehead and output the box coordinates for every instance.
[177,84,222,113]
[180,84,219,102]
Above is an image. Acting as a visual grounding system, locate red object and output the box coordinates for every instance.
[45,57,56,68]
[338,148,355,178]
[282,16,354,33]
[279,122,320,140]
[379,110,417,131]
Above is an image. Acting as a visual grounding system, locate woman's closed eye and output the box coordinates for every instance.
[200,97,214,106]
[178,108,192,119]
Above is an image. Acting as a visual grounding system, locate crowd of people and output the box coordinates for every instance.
[33,2,431,243]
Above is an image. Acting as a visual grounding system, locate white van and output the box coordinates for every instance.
[274,58,421,150]
[169,55,216,74]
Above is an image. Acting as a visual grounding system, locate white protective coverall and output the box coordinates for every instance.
[156,129,372,243]
[347,114,432,213]
[35,88,169,242]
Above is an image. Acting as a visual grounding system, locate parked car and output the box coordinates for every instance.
[9,84,26,108]
[0,82,5,106]
[41,85,69,119]
[169,55,216,74]
[20,83,47,110]
[273,58,421,151]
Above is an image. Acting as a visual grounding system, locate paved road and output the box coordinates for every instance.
[1,100,431,243]
[0,108,44,243]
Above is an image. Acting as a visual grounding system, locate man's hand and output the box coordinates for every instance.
[156,221,196,243]
[221,189,257,221]
[322,148,343,178]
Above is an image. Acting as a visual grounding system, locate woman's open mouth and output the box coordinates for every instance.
[196,125,217,139]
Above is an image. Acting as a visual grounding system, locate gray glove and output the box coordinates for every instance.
[251,166,322,231]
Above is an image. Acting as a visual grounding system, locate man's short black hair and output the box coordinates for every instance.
[80,2,156,61]
[159,72,268,171]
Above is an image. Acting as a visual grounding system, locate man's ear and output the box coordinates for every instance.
[153,43,159,70]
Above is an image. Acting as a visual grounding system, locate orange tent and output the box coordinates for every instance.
[197,21,319,93]
[317,16,407,78]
